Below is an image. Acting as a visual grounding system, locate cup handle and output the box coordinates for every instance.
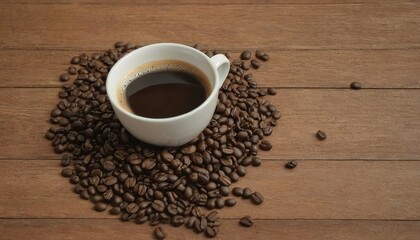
[209,54,230,89]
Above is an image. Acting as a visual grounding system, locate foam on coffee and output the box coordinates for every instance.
[117,60,211,117]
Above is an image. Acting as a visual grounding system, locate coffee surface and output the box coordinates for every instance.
[126,70,207,118]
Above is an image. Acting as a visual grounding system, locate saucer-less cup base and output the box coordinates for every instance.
[106,43,230,147]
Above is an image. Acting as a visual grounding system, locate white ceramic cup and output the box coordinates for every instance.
[106,43,230,147]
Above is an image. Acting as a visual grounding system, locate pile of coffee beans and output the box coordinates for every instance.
[45,42,279,238]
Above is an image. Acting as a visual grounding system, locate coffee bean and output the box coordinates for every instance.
[256,50,269,61]
[259,140,272,151]
[186,216,197,228]
[240,51,251,60]
[232,187,243,197]
[103,176,117,186]
[219,186,230,196]
[60,74,70,82]
[152,200,165,212]
[216,198,225,209]
[205,226,218,238]
[250,192,264,205]
[252,156,262,166]
[267,87,277,95]
[236,165,246,176]
[316,130,327,140]
[242,188,252,199]
[126,203,139,214]
[70,56,80,64]
[225,198,237,207]
[285,161,297,169]
[109,207,121,215]
[206,211,219,222]
[251,60,260,69]
[61,168,73,177]
[94,202,107,212]
[239,215,254,227]
[172,215,185,227]
[70,175,80,184]
[154,226,167,240]
[350,81,362,90]
[80,190,90,200]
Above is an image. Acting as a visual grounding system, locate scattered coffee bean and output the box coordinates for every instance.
[240,50,251,60]
[256,50,269,61]
[259,140,272,151]
[94,202,107,212]
[316,130,327,140]
[205,226,218,238]
[267,87,277,95]
[239,215,254,227]
[250,192,264,205]
[59,74,70,82]
[154,226,167,240]
[61,168,73,177]
[242,188,252,199]
[285,161,297,169]
[232,187,243,197]
[350,81,362,90]
[251,59,261,69]
[225,198,237,207]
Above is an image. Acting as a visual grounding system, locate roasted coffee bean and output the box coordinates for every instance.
[61,168,73,177]
[240,50,251,60]
[219,186,230,196]
[60,74,70,82]
[186,216,197,228]
[216,198,225,209]
[135,215,148,224]
[172,215,185,227]
[239,215,254,227]
[251,59,260,69]
[80,190,90,200]
[242,188,252,199]
[207,198,217,209]
[206,211,219,222]
[350,81,362,90]
[205,226,218,238]
[256,50,269,61]
[267,87,277,95]
[285,161,297,169]
[252,157,262,166]
[225,198,237,207]
[109,207,121,215]
[236,165,246,176]
[232,187,243,196]
[152,200,165,212]
[250,192,264,205]
[126,203,139,214]
[259,140,272,151]
[70,175,80,184]
[94,202,107,212]
[154,226,167,240]
[316,130,327,140]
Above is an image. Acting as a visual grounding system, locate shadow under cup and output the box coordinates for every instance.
[106,43,228,147]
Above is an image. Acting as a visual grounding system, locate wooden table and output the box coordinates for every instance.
[0,0,419,239]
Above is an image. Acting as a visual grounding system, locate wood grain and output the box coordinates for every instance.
[1,49,419,88]
[1,160,419,219]
[1,88,419,160]
[0,219,419,240]
[0,0,413,5]
[0,3,419,50]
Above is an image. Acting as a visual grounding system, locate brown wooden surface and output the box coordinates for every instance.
[0,0,419,239]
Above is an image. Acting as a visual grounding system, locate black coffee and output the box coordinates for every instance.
[124,61,209,118]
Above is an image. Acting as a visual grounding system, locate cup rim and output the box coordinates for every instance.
[106,42,220,123]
